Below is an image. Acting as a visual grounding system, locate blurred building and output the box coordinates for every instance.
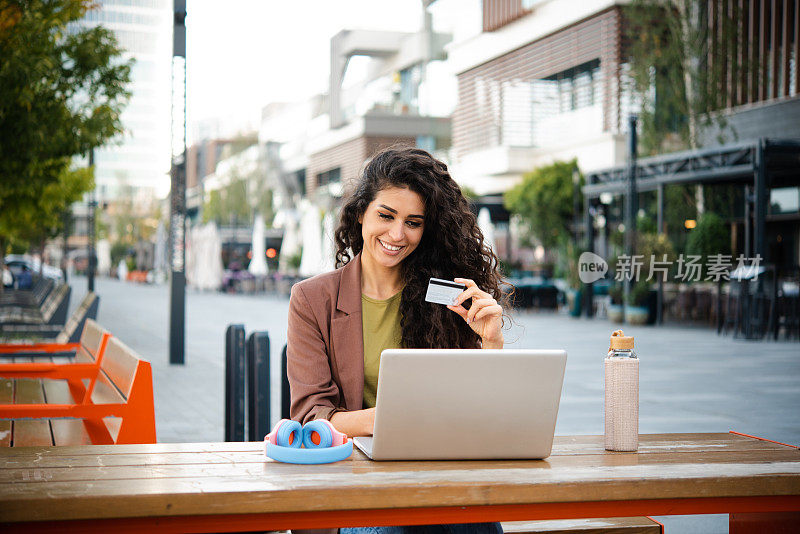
[442,0,800,196]
[79,0,174,205]
[438,0,636,195]
[186,136,258,221]
[261,12,454,211]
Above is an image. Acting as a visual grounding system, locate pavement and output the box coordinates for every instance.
[65,275,800,534]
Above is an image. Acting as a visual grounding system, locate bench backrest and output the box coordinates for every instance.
[55,293,99,344]
[98,337,140,400]
[32,277,54,305]
[92,336,156,443]
[74,319,108,364]
[40,283,70,323]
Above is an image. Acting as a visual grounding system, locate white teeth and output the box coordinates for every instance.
[379,239,402,251]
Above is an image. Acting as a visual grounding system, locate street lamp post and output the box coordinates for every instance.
[87,149,97,293]
[624,115,638,321]
[62,209,70,283]
[169,0,187,365]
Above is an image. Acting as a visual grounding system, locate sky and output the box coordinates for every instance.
[185,0,425,141]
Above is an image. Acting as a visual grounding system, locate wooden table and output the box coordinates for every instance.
[1,432,798,533]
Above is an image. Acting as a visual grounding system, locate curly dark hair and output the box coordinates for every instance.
[335,145,506,349]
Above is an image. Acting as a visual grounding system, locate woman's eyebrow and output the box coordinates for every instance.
[378,204,424,219]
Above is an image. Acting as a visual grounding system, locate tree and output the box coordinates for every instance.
[686,212,730,278]
[624,0,753,154]
[503,160,581,250]
[0,0,132,253]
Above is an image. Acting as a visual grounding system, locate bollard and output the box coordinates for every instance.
[281,344,290,420]
[224,324,246,442]
[246,331,270,442]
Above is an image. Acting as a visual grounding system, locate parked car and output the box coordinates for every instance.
[4,254,64,287]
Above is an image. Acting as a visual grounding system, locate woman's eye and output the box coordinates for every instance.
[406,221,422,229]
[378,213,393,220]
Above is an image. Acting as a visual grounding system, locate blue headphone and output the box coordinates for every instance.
[264,418,353,464]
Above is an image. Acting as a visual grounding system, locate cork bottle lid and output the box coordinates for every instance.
[609,329,634,350]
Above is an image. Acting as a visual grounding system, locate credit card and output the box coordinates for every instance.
[424,278,466,306]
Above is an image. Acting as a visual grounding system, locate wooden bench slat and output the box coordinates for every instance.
[79,319,105,356]
[50,419,93,446]
[0,420,11,447]
[10,377,54,446]
[1,378,14,447]
[502,517,662,534]
[42,378,94,446]
[92,372,127,405]
[14,378,45,403]
[12,420,53,446]
[100,337,138,398]
[72,346,96,364]
[0,378,12,403]
[55,294,95,345]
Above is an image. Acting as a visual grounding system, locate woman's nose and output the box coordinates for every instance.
[388,221,404,241]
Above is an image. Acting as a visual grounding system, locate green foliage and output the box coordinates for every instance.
[624,0,753,154]
[110,240,128,267]
[0,0,132,250]
[636,213,657,235]
[664,184,698,255]
[686,212,730,275]
[202,180,249,225]
[704,184,744,219]
[0,164,94,252]
[562,240,584,290]
[287,250,302,271]
[628,280,651,307]
[609,284,624,305]
[203,190,223,224]
[203,175,275,228]
[636,232,676,276]
[504,160,581,250]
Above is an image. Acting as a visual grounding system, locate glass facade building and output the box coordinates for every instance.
[79,0,173,203]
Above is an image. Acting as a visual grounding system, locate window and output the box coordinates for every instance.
[769,187,800,215]
[316,168,341,188]
[543,59,600,113]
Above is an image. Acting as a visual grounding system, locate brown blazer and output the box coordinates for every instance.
[287,254,365,425]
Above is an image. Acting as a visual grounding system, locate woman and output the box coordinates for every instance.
[287,146,506,533]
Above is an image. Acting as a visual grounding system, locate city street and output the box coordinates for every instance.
[68,275,800,533]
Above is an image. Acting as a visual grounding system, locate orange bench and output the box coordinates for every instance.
[0,292,99,346]
[0,330,155,446]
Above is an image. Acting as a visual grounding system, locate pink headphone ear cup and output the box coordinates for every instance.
[267,419,302,448]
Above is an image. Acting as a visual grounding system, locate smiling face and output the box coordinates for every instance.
[358,186,426,274]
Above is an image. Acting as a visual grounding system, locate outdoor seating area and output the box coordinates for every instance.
[654,267,800,340]
[0,318,156,446]
[0,276,71,327]
[2,0,800,532]
[0,291,99,344]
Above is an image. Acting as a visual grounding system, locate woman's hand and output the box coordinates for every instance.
[330,407,376,437]
[447,278,504,349]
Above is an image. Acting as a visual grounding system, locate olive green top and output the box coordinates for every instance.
[361,291,403,409]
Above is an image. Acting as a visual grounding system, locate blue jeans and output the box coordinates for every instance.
[340,523,503,534]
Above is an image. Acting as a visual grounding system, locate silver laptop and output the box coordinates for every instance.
[353,349,567,460]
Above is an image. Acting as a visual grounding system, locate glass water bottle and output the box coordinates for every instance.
[604,330,639,451]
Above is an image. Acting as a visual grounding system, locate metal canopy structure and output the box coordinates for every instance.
[584,137,800,260]
[580,137,800,321]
